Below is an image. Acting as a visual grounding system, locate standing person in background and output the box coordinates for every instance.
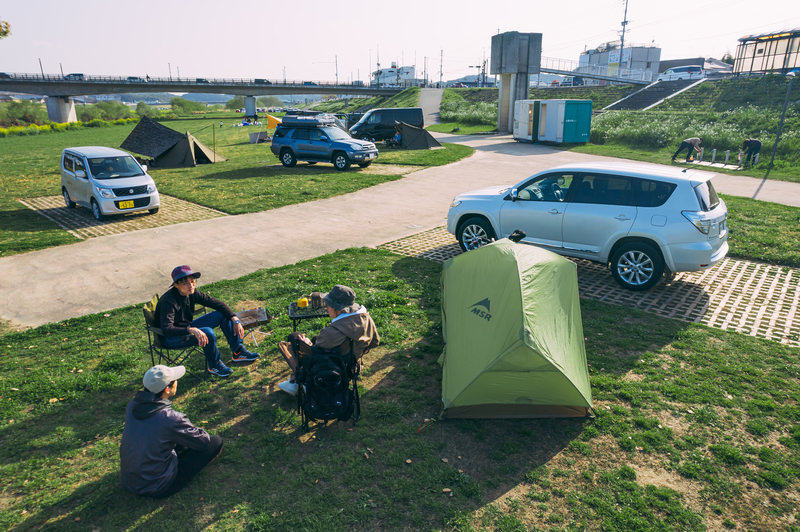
[672,137,702,163]
[741,138,762,166]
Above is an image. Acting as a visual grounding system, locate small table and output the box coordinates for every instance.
[235,307,272,347]
[287,301,328,331]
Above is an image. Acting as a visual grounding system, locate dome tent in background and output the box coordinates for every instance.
[439,238,592,418]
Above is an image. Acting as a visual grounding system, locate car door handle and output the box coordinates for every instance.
[549,209,562,215]
[614,215,631,221]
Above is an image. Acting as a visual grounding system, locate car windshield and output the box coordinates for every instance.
[694,179,721,211]
[321,127,351,140]
[87,156,144,179]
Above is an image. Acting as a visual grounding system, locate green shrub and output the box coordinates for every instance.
[0,128,7,137]
[84,119,109,128]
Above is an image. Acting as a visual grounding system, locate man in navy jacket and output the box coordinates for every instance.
[120,365,222,497]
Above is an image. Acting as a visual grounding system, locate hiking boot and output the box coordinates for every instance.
[278,380,299,396]
[231,347,260,362]
[208,362,233,377]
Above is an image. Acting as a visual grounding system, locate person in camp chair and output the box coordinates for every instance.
[277,284,380,395]
[156,265,259,377]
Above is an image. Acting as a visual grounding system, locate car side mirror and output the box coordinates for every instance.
[320,136,328,142]
[75,170,87,179]
[509,188,519,202]
[141,164,148,172]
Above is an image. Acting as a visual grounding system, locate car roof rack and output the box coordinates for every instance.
[279,114,337,127]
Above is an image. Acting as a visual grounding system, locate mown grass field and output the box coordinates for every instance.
[0,113,471,255]
[0,248,798,531]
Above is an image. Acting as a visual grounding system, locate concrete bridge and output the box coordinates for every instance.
[0,73,404,122]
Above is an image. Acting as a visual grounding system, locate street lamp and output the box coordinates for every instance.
[768,71,796,169]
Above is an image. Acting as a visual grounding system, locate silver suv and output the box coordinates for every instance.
[270,115,378,170]
[447,162,728,290]
[61,146,160,221]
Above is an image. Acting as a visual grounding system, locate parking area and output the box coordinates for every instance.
[19,195,226,239]
[379,227,800,347]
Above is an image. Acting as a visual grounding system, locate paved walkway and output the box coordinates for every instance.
[1,134,798,330]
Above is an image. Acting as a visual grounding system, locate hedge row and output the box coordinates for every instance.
[0,117,138,138]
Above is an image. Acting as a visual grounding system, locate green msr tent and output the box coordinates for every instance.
[439,239,592,418]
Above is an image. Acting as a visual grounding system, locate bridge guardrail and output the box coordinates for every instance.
[0,73,379,88]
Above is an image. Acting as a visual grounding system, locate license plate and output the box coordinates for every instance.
[368,153,376,159]
[118,200,134,209]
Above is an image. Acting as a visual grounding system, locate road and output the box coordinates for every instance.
[1,134,798,328]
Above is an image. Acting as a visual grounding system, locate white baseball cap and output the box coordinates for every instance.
[143,364,186,393]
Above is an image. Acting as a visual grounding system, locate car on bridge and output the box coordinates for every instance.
[270,115,378,171]
[61,147,160,221]
[658,66,705,81]
[447,161,728,291]
[64,73,85,81]
[126,76,145,83]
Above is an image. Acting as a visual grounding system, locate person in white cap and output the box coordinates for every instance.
[119,365,223,497]
[278,284,380,395]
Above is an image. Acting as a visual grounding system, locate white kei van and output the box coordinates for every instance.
[61,146,160,220]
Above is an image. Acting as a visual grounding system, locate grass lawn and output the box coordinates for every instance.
[1,248,798,530]
[0,116,473,254]
[570,142,800,184]
[427,123,497,135]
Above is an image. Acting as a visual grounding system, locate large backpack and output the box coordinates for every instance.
[296,338,359,432]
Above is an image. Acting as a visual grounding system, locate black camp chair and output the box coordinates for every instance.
[143,294,207,374]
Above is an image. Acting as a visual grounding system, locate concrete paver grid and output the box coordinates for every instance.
[379,227,800,347]
[18,195,226,239]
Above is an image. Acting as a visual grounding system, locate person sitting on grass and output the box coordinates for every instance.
[278,284,380,395]
[119,364,223,497]
[156,265,259,378]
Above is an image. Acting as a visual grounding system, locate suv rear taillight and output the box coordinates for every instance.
[681,210,712,234]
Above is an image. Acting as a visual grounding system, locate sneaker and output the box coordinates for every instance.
[208,362,233,377]
[231,348,260,362]
[278,380,299,396]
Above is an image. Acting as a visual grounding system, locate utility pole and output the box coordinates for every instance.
[38,58,44,77]
[618,0,630,77]
[283,66,286,84]
[168,62,172,81]
[335,55,338,85]
[439,50,443,87]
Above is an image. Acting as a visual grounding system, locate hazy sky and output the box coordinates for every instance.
[1,0,797,82]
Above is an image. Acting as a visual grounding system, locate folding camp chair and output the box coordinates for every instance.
[143,294,207,374]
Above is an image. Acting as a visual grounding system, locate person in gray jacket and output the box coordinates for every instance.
[119,365,223,497]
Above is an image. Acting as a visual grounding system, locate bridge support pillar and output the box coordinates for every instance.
[244,96,257,118]
[45,96,77,123]
[491,31,542,133]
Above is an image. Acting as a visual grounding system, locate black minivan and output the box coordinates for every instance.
[349,107,424,141]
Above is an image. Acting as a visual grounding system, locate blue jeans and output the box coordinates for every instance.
[162,311,243,368]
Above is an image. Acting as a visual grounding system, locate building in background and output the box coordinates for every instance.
[734,28,800,75]
[371,62,417,87]
[578,41,661,84]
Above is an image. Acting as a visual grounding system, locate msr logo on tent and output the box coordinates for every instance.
[469,298,492,322]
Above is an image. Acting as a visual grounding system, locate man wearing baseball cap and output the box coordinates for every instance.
[278,284,380,395]
[119,365,223,497]
[156,265,259,377]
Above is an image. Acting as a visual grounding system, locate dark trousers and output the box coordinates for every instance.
[154,435,223,498]
[672,141,695,161]
[162,311,243,368]
[745,145,761,164]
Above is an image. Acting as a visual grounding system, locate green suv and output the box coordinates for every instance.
[270,115,379,171]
